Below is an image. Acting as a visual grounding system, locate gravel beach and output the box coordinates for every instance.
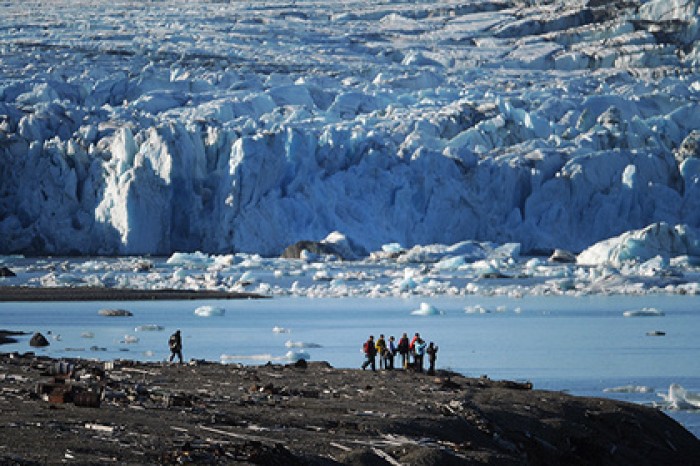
[0,352,699,465]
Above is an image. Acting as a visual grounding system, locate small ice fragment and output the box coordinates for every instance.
[135,325,165,331]
[285,350,310,361]
[622,307,665,317]
[285,340,322,348]
[272,326,290,333]
[194,306,225,317]
[122,335,139,344]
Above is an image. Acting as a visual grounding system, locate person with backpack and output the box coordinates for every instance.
[414,337,427,373]
[168,330,183,364]
[409,332,420,364]
[361,335,377,371]
[397,333,410,369]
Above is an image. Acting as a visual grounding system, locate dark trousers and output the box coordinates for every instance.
[169,350,183,363]
[361,355,375,371]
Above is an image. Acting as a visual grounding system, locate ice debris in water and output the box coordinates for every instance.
[135,325,164,331]
[657,384,700,410]
[285,350,310,361]
[622,308,665,317]
[194,306,225,317]
[272,326,290,334]
[121,335,139,344]
[465,305,490,314]
[603,385,654,393]
[285,340,322,348]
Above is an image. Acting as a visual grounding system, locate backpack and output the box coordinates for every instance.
[363,341,369,353]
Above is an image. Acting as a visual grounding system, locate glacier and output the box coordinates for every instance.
[1,0,700,257]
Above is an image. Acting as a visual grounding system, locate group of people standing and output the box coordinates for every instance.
[362,332,438,375]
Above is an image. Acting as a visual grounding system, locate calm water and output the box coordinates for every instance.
[1,294,699,437]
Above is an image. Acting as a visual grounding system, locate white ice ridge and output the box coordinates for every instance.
[1,0,700,257]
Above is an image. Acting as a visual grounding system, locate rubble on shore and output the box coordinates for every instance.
[0,352,698,465]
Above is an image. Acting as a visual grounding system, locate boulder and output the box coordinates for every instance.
[0,266,16,277]
[29,332,49,347]
[281,240,338,259]
[549,249,577,263]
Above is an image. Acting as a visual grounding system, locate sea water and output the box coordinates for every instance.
[1,294,698,438]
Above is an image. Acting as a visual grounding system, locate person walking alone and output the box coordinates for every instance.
[361,335,377,371]
[168,330,183,364]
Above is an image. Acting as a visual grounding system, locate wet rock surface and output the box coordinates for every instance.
[0,353,698,465]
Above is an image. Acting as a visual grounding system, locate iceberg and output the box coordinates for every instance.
[577,223,700,267]
[411,302,443,316]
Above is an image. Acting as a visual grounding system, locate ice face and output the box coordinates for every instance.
[1,0,699,256]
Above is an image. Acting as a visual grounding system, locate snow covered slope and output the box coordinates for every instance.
[1,0,699,256]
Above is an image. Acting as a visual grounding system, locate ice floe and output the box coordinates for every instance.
[194,306,225,317]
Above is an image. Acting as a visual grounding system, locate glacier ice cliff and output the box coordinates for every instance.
[1,0,700,256]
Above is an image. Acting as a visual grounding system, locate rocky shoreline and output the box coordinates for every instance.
[0,352,698,465]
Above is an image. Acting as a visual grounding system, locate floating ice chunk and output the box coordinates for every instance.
[80,332,95,338]
[285,340,322,348]
[272,326,290,334]
[143,350,155,357]
[285,350,310,361]
[603,385,654,393]
[135,325,164,332]
[465,305,489,314]
[237,271,256,285]
[411,302,443,316]
[122,335,139,344]
[167,251,212,266]
[622,307,665,317]
[313,269,332,281]
[658,384,700,410]
[194,306,225,317]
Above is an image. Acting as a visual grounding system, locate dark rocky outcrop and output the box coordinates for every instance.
[29,332,49,347]
[0,267,16,277]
